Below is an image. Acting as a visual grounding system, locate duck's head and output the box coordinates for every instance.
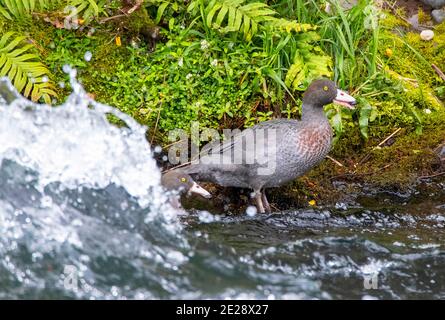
[161,170,212,199]
[303,79,356,109]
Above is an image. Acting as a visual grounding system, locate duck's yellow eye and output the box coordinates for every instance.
[323,86,328,91]
[180,177,187,183]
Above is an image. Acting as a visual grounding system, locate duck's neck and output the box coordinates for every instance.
[302,104,327,123]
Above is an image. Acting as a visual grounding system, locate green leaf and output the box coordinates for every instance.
[156,2,169,24]
[358,98,372,139]
[0,5,12,19]
[0,32,57,103]
[204,0,277,39]
[331,112,343,135]
[169,17,175,30]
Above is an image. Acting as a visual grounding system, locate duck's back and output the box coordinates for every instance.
[184,118,333,189]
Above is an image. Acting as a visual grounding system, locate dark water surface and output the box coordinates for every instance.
[2,157,445,299]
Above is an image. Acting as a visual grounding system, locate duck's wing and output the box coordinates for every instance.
[195,119,300,167]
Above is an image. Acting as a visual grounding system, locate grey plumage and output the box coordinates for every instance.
[183,118,332,190]
[180,79,356,213]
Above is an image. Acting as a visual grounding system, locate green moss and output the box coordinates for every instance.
[417,8,432,25]
[379,21,445,90]
[380,10,409,29]
[123,7,156,36]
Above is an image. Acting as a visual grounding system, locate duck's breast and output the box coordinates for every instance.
[263,123,333,187]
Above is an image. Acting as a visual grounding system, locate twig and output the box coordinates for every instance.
[326,155,344,167]
[100,14,127,23]
[432,64,445,81]
[418,172,445,179]
[127,0,144,14]
[376,128,402,148]
[383,0,435,30]
[355,128,402,167]
[377,63,418,86]
[162,139,188,149]
[150,107,161,146]
[100,0,143,23]
[383,1,411,25]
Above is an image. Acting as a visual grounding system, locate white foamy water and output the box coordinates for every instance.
[0,72,174,216]
[0,72,194,298]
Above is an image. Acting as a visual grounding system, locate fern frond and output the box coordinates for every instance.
[68,0,106,21]
[0,32,57,104]
[0,0,63,19]
[205,0,276,40]
[0,3,12,19]
[285,33,332,90]
[267,18,317,33]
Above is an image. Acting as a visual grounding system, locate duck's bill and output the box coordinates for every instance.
[189,182,212,199]
[333,89,356,109]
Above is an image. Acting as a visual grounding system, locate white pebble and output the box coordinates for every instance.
[154,145,162,153]
[84,51,92,62]
[246,206,257,217]
[420,30,434,41]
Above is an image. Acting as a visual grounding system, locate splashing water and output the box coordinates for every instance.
[0,71,189,299]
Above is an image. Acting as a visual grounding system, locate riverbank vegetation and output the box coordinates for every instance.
[1,0,444,205]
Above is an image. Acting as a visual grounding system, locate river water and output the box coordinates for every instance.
[1,75,444,299]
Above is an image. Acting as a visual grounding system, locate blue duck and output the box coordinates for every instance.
[181,79,356,213]
[161,170,211,210]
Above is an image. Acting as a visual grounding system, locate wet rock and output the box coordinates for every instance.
[420,29,435,40]
[432,9,445,23]
[407,14,421,30]
[419,0,445,9]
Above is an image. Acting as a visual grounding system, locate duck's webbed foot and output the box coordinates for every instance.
[253,190,265,214]
[261,190,271,213]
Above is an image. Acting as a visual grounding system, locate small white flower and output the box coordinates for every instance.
[186,73,193,80]
[424,108,432,114]
[178,57,183,67]
[211,59,218,67]
[130,39,139,48]
[200,40,209,50]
